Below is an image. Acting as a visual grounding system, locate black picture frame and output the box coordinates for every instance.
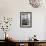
[20,12,32,28]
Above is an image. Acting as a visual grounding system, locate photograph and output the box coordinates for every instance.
[20,12,32,28]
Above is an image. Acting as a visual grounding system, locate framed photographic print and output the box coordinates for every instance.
[20,12,32,28]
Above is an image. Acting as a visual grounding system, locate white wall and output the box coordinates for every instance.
[0,0,46,40]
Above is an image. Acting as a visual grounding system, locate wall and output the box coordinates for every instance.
[0,0,46,40]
